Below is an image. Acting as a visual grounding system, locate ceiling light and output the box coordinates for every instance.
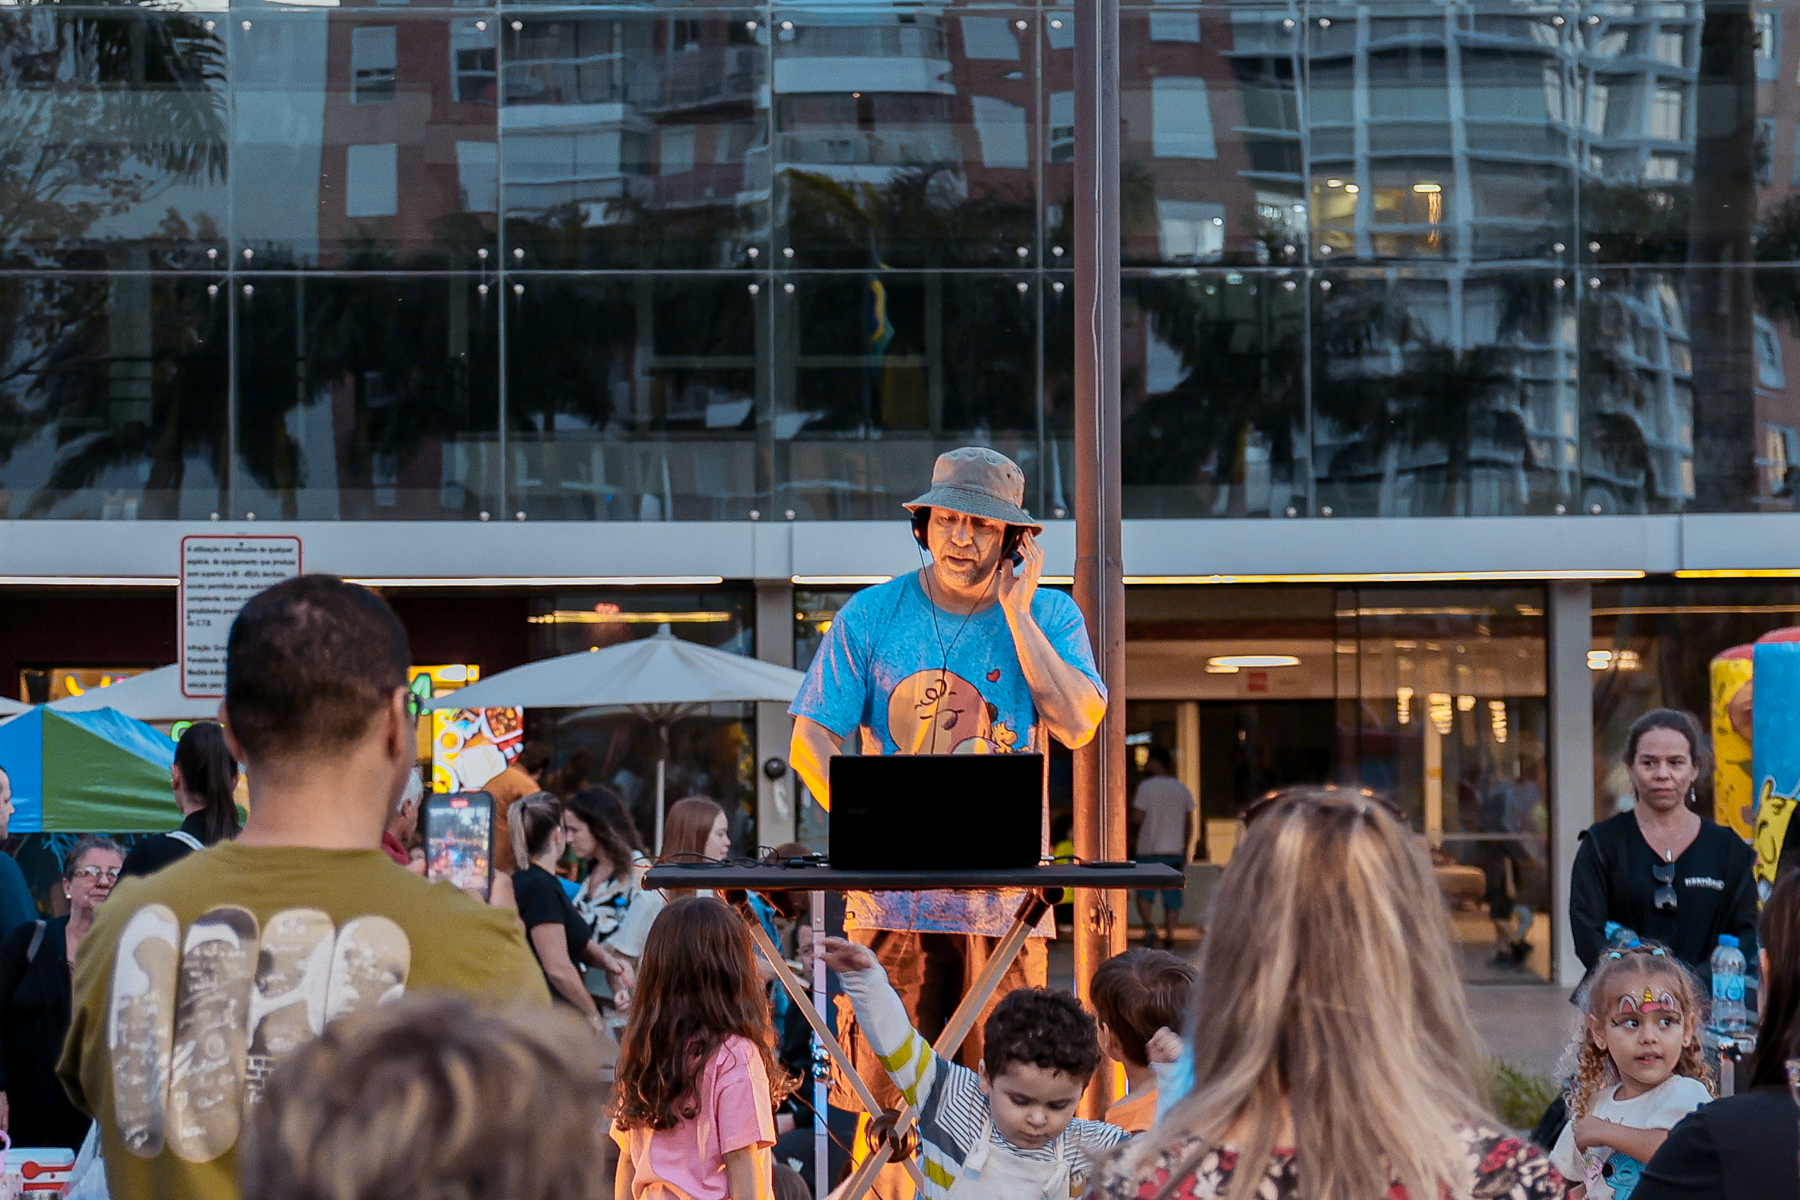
[1208,654,1300,669]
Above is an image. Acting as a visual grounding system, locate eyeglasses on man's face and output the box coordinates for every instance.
[73,865,121,883]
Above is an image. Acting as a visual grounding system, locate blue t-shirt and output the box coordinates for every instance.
[790,573,1104,934]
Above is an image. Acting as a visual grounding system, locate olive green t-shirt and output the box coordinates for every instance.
[57,842,550,1200]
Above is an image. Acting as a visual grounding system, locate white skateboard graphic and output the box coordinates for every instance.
[106,904,181,1157]
[165,907,260,1163]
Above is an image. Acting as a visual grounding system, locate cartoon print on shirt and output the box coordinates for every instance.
[887,669,1024,755]
[108,908,412,1162]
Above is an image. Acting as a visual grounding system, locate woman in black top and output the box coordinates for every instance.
[509,792,604,1019]
[1568,709,1757,982]
[119,721,241,880]
[1636,867,1800,1200]
[0,835,122,1151]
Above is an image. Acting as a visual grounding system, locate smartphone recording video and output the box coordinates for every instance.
[423,791,495,901]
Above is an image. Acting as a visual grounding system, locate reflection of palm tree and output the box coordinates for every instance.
[0,8,226,516]
[1124,274,1304,516]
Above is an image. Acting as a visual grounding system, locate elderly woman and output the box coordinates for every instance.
[0,834,123,1151]
[1094,787,1566,1200]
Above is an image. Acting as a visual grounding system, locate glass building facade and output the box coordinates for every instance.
[10,0,1800,989]
[7,0,1800,522]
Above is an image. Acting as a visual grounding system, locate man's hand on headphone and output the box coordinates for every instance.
[996,530,1041,617]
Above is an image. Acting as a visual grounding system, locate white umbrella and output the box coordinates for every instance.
[426,626,806,850]
[47,665,221,723]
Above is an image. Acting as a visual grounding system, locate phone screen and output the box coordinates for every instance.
[423,792,495,901]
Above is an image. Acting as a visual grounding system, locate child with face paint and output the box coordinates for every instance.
[1550,945,1715,1200]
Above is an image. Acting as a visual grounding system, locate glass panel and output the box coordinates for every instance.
[1343,585,1551,981]
[531,585,757,851]
[506,274,761,520]
[0,8,228,271]
[1114,268,1307,518]
[233,12,498,270]
[773,9,1037,268]
[500,11,768,270]
[0,274,227,519]
[772,272,1043,519]
[1591,580,1800,829]
[1304,4,1573,265]
[1090,8,1304,268]
[234,275,499,520]
[1312,267,1575,516]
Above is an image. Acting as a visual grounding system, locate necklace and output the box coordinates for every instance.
[919,568,984,754]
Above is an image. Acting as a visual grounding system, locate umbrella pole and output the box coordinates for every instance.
[654,723,668,854]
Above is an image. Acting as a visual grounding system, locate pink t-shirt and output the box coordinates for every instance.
[614,1035,777,1200]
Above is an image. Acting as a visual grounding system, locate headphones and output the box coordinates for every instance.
[912,509,1025,568]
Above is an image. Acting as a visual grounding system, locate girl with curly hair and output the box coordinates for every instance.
[613,896,794,1200]
[1549,945,1713,1200]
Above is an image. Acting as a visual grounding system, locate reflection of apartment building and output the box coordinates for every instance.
[1295,4,1705,516]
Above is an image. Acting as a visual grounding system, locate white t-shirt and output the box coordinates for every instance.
[1549,1075,1711,1199]
[1132,775,1196,857]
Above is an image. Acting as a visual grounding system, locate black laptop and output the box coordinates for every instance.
[829,753,1045,871]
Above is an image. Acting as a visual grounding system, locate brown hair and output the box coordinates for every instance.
[1109,786,1489,1200]
[1090,948,1196,1068]
[614,896,791,1131]
[662,795,726,859]
[225,575,409,764]
[1751,870,1800,1088]
[508,791,564,866]
[1567,945,1714,1117]
[240,994,613,1200]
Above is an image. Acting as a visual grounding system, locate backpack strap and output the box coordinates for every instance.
[166,830,204,852]
[25,919,46,964]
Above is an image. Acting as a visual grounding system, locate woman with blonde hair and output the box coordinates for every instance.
[1092,786,1567,1200]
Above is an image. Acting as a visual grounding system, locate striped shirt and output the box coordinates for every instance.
[838,965,1130,1200]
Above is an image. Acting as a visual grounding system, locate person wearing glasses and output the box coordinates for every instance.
[1569,709,1758,987]
[0,835,122,1151]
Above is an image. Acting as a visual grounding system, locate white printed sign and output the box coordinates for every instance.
[180,536,303,698]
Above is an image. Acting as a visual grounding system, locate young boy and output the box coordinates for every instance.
[820,937,1127,1200]
[58,576,548,1200]
[1089,948,1194,1132]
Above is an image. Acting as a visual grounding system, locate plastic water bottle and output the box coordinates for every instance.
[1711,935,1748,1034]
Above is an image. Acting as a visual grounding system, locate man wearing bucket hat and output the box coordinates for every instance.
[789,447,1107,1100]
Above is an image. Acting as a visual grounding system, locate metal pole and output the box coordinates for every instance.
[811,889,829,1198]
[1072,0,1126,1121]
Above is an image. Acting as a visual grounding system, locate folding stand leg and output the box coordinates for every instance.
[743,900,929,1194]
[835,892,1051,1200]
[812,890,829,1198]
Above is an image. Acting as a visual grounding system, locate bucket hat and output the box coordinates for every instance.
[902,447,1042,533]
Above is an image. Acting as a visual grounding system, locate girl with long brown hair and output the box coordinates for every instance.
[1092,786,1566,1200]
[611,796,732,963]
[613,896,792,1200]
[1547,945,1711,1197]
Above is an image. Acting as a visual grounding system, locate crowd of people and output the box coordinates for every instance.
[0,568,1792,1200]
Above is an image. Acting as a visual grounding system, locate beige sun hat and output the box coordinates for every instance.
[902,447,1042,533]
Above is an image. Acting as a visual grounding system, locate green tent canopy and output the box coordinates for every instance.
[0,706,179,832]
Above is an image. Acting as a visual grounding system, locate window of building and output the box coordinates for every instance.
[1650,85,1684,140]
[1656,28,1687,67]
[1757,10,1779,80]
[1149,7,1201,44]
[1151,76,1216,159]
[960,16,1020,60]
[1758,118,1777,184]
[661,125,696,175]
[970,96,1029,169]
[455,140,497,213]
[1767,425,1799,493]
[1756,316,1786,389]
[1156,199,1225,261]
[350,26,397,104]
[451,21,496,104]
[1585,81,1609,135]
[345,143,399,218]
[1048,90,1074,163]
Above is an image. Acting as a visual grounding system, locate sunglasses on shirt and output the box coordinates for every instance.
[1652,860,1677,912]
